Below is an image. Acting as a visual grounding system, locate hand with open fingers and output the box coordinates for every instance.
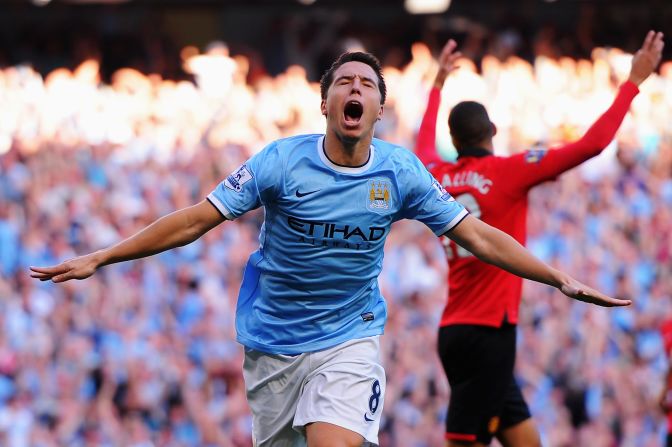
[559,278,632,307]
[629,30,664,86]
[434,39,462,88]
[438,39,462,74]
[30,252,101,283]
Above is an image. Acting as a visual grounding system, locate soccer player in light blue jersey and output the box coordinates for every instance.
[31,51,631,447]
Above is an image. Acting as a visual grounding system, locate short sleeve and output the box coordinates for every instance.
[399,152,468,235]
[207,142,283,220]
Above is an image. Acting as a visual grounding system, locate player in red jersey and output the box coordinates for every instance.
[416,32,664,447]
[660,319,672,447]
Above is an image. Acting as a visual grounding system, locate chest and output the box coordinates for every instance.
[277,171,400,237]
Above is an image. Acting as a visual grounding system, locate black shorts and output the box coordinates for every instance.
[667,433,672,447]
[438,322,531,445]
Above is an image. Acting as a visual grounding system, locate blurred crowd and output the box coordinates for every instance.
[0,38,671,446]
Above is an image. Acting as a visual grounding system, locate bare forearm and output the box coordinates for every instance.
[477,227,566,287]
[30,200,225,283]
[434,70,448,89]
[449,217,568,288]
[446,215,629,307]
[98,204,214,268]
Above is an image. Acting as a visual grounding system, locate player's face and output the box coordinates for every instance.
[321,61,384,142]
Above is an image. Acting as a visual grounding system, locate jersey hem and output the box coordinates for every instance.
[237,329,385,355]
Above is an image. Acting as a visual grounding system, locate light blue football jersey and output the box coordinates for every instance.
[208,134,467,354]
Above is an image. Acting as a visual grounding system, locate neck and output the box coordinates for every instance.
[459,140,494,153]
[323,129,373,167]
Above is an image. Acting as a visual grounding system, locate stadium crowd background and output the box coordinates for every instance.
[1,1,672,446]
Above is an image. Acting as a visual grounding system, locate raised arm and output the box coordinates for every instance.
[415,39,461,167]
[445,215,631,307]
[501,30,664,194]
[30,199,226,283]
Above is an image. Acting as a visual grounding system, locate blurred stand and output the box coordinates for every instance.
[0,2,671,446]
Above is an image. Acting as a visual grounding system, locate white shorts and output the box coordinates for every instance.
[242,336,385,447]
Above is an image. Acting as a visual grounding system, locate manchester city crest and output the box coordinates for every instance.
[367,179,392,212]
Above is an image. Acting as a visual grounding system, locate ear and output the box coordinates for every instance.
[491,122,497,137]
[376,105,384,121]
[321,99,327,117]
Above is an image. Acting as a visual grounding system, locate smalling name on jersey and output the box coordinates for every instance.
[441,171,493,194]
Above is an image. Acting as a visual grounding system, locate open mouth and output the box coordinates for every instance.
[343,100,364,126]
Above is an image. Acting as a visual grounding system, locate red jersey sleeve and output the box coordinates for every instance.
[662,320,672,355]
[415,87,442,167]
[499,81,639,195]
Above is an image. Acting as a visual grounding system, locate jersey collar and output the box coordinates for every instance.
[317,135,375,174]
[457,147,492,159]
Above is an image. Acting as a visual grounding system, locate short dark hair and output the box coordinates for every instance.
[448,101,493,149]
[320,52,387,105]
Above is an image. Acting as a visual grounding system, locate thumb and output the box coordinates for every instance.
[561,283,582,297]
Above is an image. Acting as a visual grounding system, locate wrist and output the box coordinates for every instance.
[552,270,572,289]
[433,73,447,89]
[627,74,644,87]
[92,249,109,269]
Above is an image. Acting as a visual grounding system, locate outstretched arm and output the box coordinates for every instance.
[445,215,631,307]
[30,199,226,283]
[660,364,672,413]
[502,30,664,193]
[415,40,461,167]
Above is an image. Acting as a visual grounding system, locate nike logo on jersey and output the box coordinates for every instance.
[364,413,375,422]
[295,189,320,198]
